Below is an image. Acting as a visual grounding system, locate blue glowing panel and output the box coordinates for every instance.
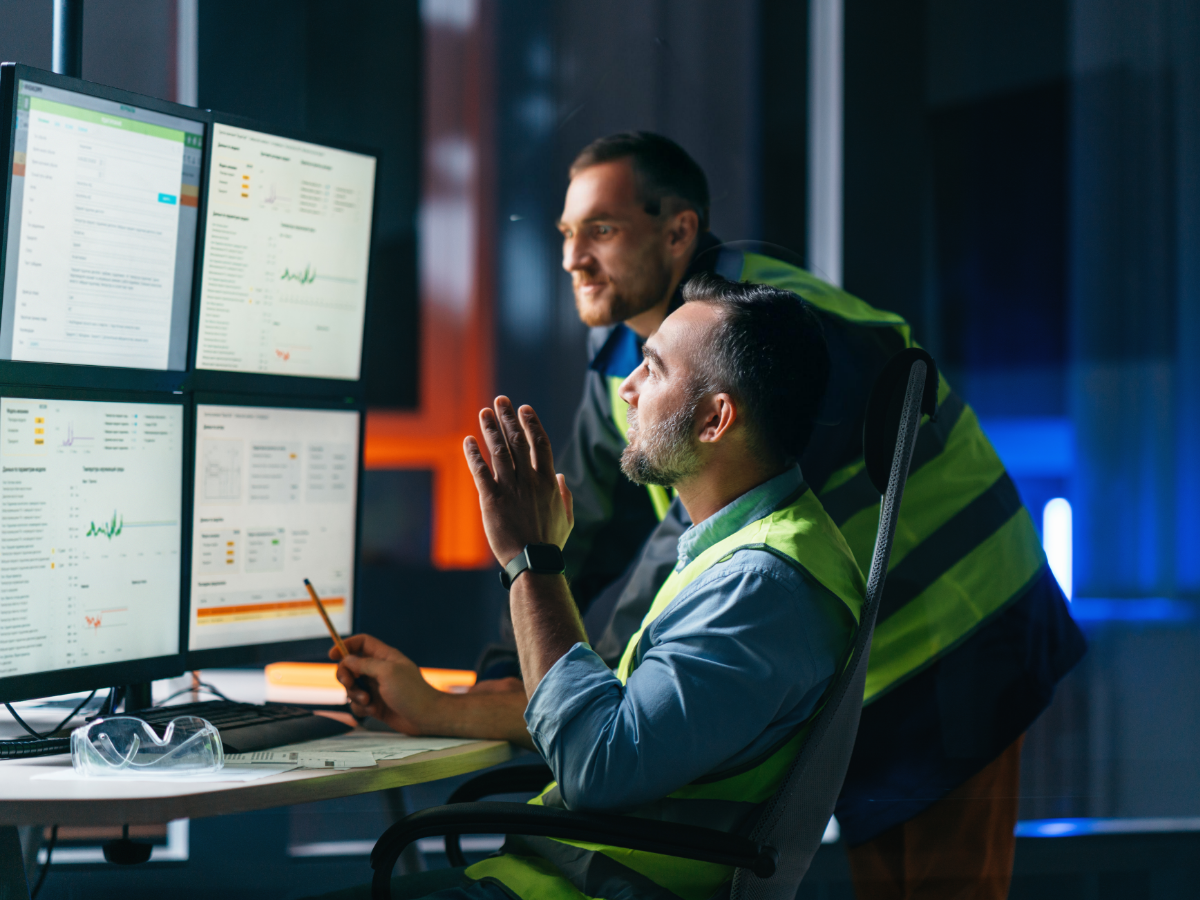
[977,416,1074,476]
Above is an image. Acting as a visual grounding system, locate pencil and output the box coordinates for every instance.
[305,578,351,660]
[305,579,370,695]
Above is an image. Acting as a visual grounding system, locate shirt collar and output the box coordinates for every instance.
[675,464,804,571]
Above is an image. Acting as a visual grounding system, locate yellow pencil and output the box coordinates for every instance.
[304,578,350,660]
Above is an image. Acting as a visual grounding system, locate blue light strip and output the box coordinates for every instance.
[1017,817,1200,838]
[1069,598,1200,623]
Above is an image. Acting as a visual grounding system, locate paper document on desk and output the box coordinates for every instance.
[226,749,377,769]
[226,732,475,767]
[32,765,298,783]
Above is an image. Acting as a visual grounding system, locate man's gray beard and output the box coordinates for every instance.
[619,399,701,487]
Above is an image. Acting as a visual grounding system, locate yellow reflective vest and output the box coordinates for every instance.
[465,488,864,900]
[604,250,1046,704]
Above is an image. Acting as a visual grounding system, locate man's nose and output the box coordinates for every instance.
[618,365,642,406]
[563,236,591,273]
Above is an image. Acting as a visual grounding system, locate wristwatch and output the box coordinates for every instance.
[499,543,565,590]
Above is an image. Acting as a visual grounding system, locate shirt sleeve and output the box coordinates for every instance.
[525,552,853,812]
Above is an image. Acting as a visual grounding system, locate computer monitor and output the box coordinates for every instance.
[0,65,208,390]
[190,117,378,393]
[186,396,362,668]
[0,387,187,703]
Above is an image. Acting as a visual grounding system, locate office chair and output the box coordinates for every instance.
[369,348,939,900]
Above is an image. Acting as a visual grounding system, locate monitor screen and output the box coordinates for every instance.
[0,395,183,681]
[194,123,376,381]
[0,77,204,371]
[188,403,359,654]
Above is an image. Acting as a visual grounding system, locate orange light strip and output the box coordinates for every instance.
[265,661,477,694]
[196,596,345,619]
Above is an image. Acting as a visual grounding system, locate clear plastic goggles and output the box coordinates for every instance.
[71,716,225,777]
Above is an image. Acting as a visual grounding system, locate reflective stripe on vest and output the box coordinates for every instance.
[465,488,865,900]
[607,373,674,520]
[725,249,1049,703]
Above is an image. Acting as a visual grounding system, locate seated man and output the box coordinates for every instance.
[333,276,866,900]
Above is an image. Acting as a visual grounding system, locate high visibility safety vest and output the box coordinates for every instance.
[598,248,1047,706]
[465,488,865,900]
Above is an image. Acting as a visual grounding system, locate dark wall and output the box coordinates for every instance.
[843,0,927,331]
[931,84,1068,386]
[842,0,1069,410]
[84,0,177,100]
[0,0,175,101]
[758,0,808,258]
[198,0,421,408]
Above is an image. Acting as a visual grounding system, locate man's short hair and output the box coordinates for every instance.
[570,132,710,231]
[683,274,830,463]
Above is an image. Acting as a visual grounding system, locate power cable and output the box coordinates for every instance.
[30,825,57,899]
[4,691,97,740]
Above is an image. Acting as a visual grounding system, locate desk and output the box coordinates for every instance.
[0,738,515,898]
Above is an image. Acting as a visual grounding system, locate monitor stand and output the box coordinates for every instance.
[124,683,153,713]
[105,683,157,865]
[103,824,153,866]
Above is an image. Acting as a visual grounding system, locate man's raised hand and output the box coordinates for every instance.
[463,397,573,566]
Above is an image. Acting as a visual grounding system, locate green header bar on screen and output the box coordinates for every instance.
[29,97,186,143]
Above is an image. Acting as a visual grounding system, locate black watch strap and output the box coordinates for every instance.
[499,543,565,590]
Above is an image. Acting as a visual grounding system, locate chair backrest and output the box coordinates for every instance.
[730,349,936,900]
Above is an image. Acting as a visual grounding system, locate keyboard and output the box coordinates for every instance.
[135,700,352,753]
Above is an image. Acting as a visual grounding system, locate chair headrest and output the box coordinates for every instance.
[863,348,939,494]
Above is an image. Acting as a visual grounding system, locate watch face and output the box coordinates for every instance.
[526,543,564,572]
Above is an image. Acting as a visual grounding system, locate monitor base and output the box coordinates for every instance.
[124,683,153,713]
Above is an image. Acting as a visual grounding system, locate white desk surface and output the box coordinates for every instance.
[0,738,514,826]
[0,669,515,825]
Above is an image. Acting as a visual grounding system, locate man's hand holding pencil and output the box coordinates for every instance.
[331,634,443,734]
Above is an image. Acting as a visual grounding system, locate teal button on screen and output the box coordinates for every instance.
[158,193,177,204]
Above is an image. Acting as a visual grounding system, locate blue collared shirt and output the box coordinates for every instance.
[525,465,854,812]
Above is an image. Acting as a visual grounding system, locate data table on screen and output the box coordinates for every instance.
[0,396,183,677]
[194,124,376,381]
[189,404,359,651]
[0,79,202,371]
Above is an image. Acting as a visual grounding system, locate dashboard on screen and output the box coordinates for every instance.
[188,403,359,652]
[0,395,183,680]
[194,124,376,382]
[0,77,204,371]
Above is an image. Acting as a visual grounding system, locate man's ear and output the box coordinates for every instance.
[696,393,737,444]
[665,209,700,259]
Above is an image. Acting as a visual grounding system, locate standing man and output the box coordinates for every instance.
[528,133,1084,899]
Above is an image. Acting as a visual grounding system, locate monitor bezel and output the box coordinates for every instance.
[184,392,366,670]
[185,112,381,398]
[0,384,191,704]
[0,63,211,392]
